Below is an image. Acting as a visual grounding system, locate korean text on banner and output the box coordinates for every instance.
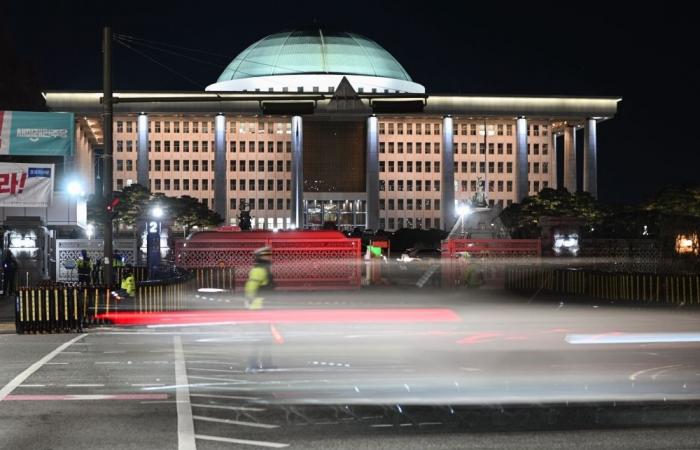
[0,111,74,156]
[0,163,54,207]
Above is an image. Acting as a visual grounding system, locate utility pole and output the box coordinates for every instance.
[102,26,114,286]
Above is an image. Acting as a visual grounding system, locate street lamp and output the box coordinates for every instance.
[456,204,471,236]
[151,205,164,219]
[67,180,85,197]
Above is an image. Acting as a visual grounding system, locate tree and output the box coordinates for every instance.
[499,188,604,238]
[87,185,222,235]
[154,195,223,236]
[642,185,700,218]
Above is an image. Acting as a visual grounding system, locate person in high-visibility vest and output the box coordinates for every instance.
[244,246,274,310]
[75,250,92,284]
[244,246,275,372]
[120,265,136,298]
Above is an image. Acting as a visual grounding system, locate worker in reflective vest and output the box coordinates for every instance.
[76,250,92,284]
[244,246,275,372]
[120,265,136,298]
[244,246,274,310]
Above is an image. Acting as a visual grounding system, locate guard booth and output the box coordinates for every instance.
[1,217,51,291]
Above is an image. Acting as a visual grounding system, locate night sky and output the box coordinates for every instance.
[2,1,697,205]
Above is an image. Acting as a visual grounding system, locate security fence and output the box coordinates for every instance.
[506,266,700,305]
[14,269,194,333]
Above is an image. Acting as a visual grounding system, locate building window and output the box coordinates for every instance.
[240,179,246,190]
[175,141,180,152]
[506,124,513,136]
[380,161,386,172]
[543,162,549,174]
[230,180,236,191]
[126,141,133,152]
[192,160,199,171]
[154,179,161,191]
[164,160,171,171]
[183,160,190,171]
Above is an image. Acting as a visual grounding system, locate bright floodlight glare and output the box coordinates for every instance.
[456,205,471,216]
[67,180,84,196]
[86,224,95,238]
[152,206,164,218]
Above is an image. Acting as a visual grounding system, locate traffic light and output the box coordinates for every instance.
[106,197,120,218]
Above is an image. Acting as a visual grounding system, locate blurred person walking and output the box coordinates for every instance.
[244,246,275,372]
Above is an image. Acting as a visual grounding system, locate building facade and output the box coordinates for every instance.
[45,28,619,232]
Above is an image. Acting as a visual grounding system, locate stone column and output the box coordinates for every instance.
[515,117,529,202]
[583,118,597,198]
[214,113,227,220]
[136,113,149,187]
[290,116,304,228]
[366,115,379,230]
[441,116,455,230]
[564,124,577,193]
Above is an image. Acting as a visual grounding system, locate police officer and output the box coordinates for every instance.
[244,246,275,372]
[76,250,92,284]
[120,265,136,298]
[244,246,274,310]
[2,250,18,296]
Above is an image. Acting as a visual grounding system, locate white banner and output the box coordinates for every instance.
[0,162,54,207]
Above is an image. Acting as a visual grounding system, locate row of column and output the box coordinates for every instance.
[134,113,598,231]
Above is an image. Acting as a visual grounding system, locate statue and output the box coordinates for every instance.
[238,200,252,231]
[471,177,488,208]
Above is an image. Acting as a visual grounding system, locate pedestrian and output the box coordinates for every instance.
[2,250,18,296]
[244,246,274,310]
[91,258,103,285]
[244,246,275,372]
[76,250,92,284]
[120,265,136,298]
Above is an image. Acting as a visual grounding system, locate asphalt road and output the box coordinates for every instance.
[2,289,700,449]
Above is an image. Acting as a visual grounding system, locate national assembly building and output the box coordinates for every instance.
[45,27,620,232]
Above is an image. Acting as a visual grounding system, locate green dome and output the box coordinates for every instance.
[217,28,413,82]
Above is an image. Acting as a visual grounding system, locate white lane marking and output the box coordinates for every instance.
[188,375,247,383]
[370,424,393,428]
[193,415,278,429]
[567,332,700,345]
[0,334,87,402]
[419,422,443,426]
[46,362,69,365]
[629,364,684,381]
[95,362,121,365]
[131,383,166,387]
[191,403,265,412]
[19,384,46,388]
[188,367,242,374]
[195,434,288,448]
[66,384,105,387]
[174,336,196,450]
[190,393,259,401]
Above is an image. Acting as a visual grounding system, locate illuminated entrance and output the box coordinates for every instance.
[304,199,367,230]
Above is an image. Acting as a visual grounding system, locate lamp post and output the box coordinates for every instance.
[456,204,471,237]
